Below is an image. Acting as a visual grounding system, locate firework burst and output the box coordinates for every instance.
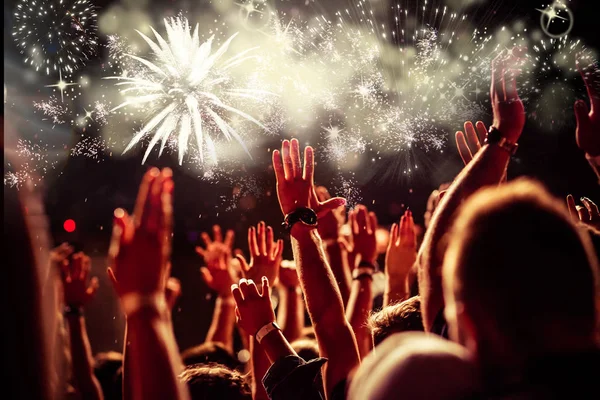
[106,16,274,165]
[12,0,98,76]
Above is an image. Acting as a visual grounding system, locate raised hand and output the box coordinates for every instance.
[456,121,487,165]
[51,242,75,272]
[199,252,239,297]
[385,210,417,283]
[107,167,174,300]
[272,138,345,217]
[195,225,235,268]
[456,121,507,181]
[236,221,284,287]
[574,57,600,156]
[490,48,526,143]
[567,195,600,230]
[279,260,300,288]
[231,277,276,336]
[348,205,378,267]
[61,252,99,308]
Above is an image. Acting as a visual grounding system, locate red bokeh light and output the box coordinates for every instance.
[63,219,76,233]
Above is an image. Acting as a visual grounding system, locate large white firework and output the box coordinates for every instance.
[106,16,271,165]
[12,0,98,76]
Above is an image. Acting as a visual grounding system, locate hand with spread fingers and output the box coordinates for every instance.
[199,252,239,298]
[51,242,75,272]
[348,205,378,267]
[61,252,99,308]
[272,138,346,218]
[567,195,600,231]
[231,277,276,336]
[490,48,526,143]
[107,167,174,299]
[385,210,417,287]
[195,225,235,269]
[574,56,600,156]
[236,221,284,287]
[456,121,507,181]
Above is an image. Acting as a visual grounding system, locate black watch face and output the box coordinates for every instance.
[487,128,502,143]
[298,208,318,225]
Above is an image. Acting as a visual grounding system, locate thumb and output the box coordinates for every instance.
[316,197,346,218]
[235,254,250,275]
[200,267,212,285]
[574,100,590,126]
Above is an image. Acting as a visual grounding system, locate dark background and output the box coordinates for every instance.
[4,0,600,354]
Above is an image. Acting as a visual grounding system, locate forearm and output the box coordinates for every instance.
[325,241,351,305]
[419,144,510,331]
[205,295,236,352]
[345,277,373,359]
[384,274,409,306]
[290,226,360,395]
[126,308,189,400]
[586,153,600,183]
[277,286,304,343]
[66,315,103,400]
[250,338,271,400]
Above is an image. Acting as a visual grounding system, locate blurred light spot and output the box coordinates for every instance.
[64,219,76,232]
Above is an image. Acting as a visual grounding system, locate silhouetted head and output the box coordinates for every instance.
[181,342,240,370]
[368,296,424,346]
[179,363,251,400]
[443,178,599,375]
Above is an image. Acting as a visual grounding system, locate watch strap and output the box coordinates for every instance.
[283,207,318,231]
[255,321,281,344]
[485,127,518,155]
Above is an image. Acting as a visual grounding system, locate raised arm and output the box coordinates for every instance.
[236,221,284,400]
[418,49,526,332]
[345,206,376,359]
[61,252,103,400]
[277,261,304,344]
[574,56,600,181]
[384,210,417,306]
[315,186,351,304]
[107,168,189,400]
[273,139,360,397]
[196,226,238,352]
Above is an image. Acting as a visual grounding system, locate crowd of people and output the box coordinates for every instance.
[5,48,600,399]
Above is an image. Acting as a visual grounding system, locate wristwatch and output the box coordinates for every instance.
[255,321,281,344]
[485,127,518,155]
[283,207,318,231]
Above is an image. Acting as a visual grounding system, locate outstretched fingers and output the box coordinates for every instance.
[464,121,480,156]
[456,131,473,165]
[290,138,302,179]
[303,145,315,183]
[273,149,285,183]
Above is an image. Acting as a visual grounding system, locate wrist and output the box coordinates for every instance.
[290,222,318,240]
[255,321,281,344]
[64,305,84,317]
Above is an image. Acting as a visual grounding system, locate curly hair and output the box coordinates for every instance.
[179,363,251,400]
